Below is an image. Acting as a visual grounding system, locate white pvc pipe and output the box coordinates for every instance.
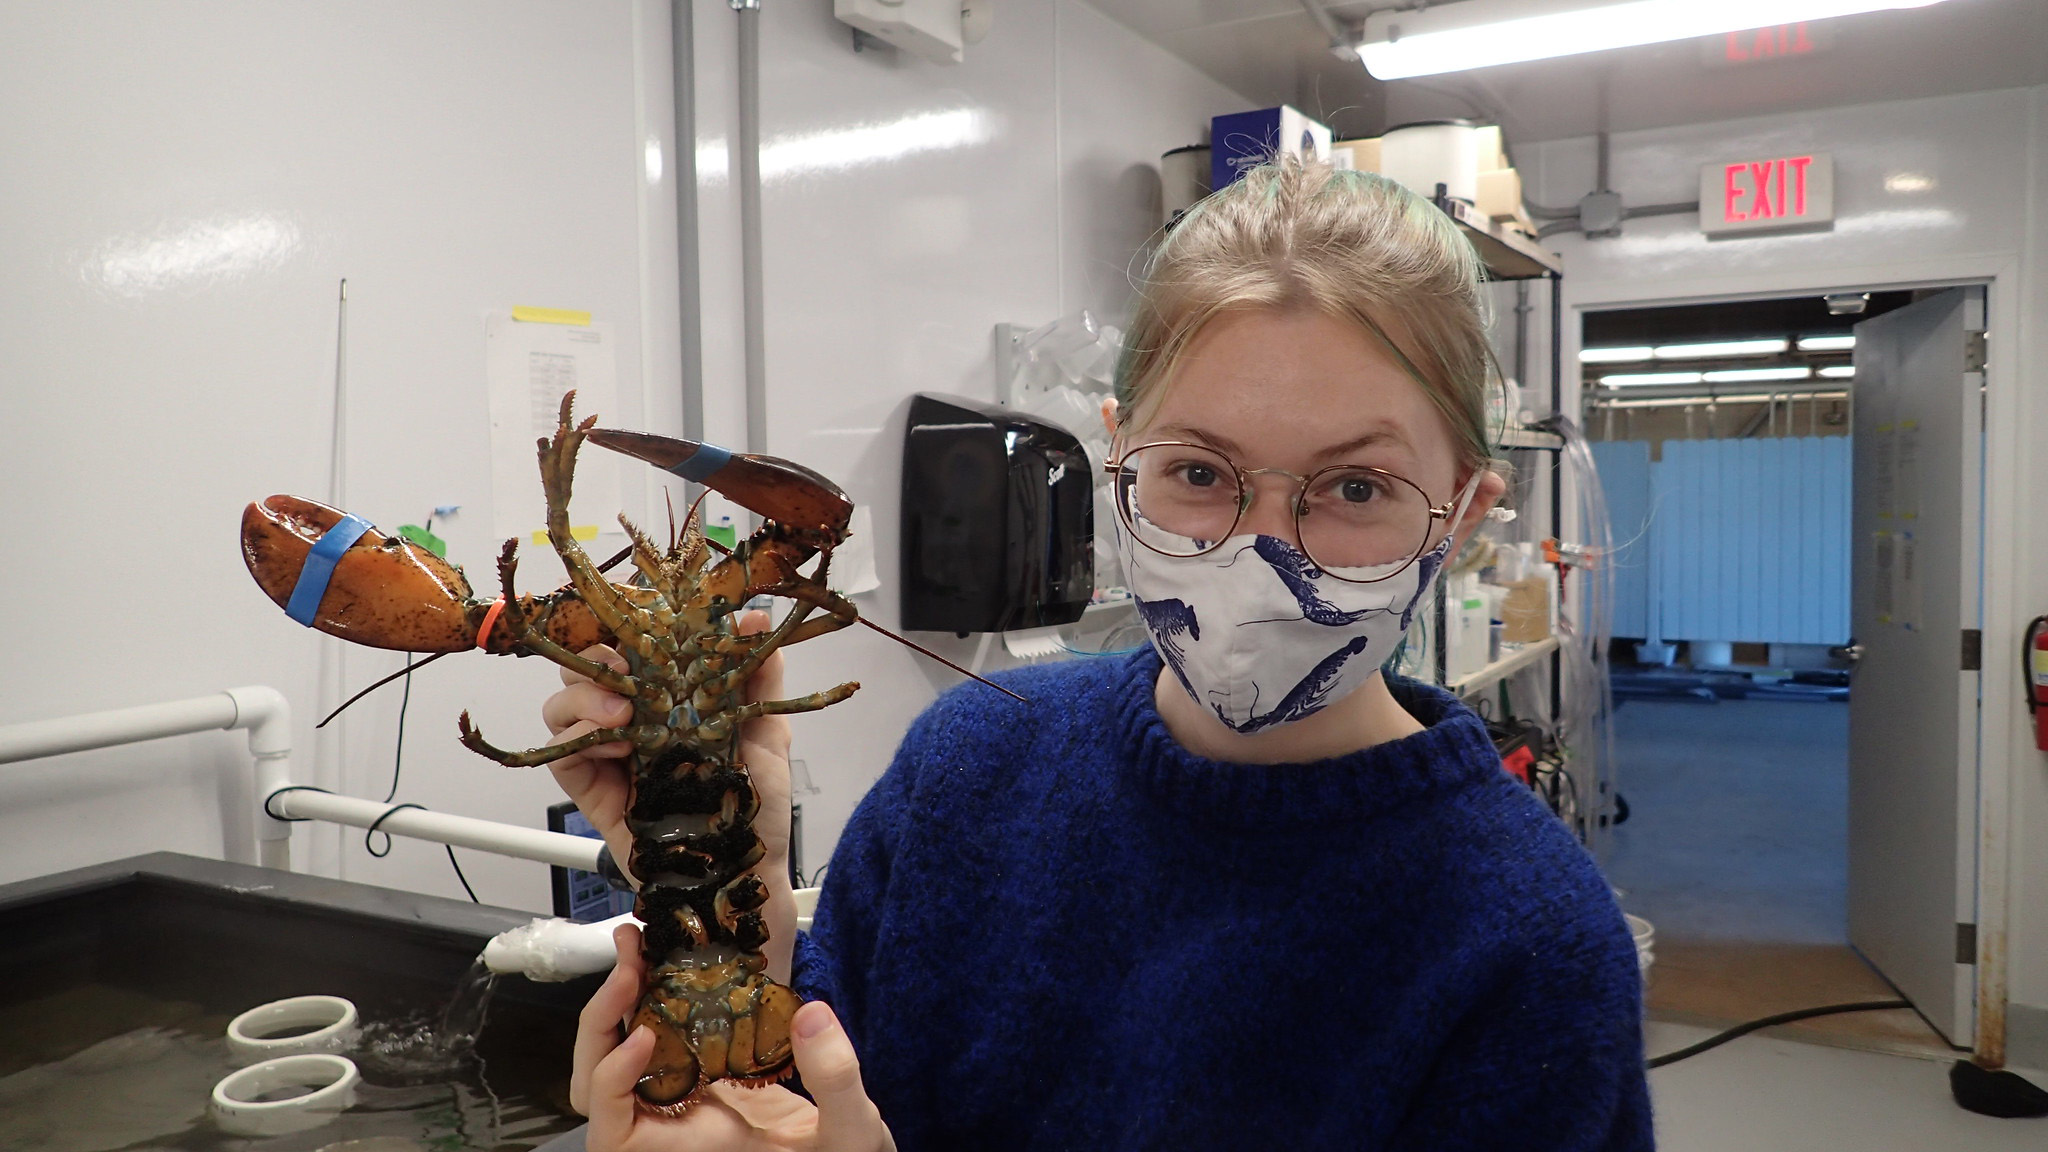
[0,694,239,763]
[267,788,602,872]
[0,686,297,870]
[483,911,639,981]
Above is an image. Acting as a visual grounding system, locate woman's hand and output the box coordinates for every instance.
[542,610,797,881]
[572,924,894,1152]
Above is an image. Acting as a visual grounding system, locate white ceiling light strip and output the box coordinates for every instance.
[1601,371,1705,386]
[1653,338,1789,359]
[1578,345,1655,363]
[1703,366,1813,382]
[1359,0,1950,81]
[1797,334,1857,351]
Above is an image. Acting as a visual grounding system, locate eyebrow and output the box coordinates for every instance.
[1149,423,1413,462]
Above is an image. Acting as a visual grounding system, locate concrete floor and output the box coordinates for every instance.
[1607,694,1849,945]
[1649,1020,2048,1148]
[1604,692,2045,1139]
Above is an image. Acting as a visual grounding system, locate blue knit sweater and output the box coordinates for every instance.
[794,649,1653,1151]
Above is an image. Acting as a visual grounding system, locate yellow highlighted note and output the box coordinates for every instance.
[533,526,602,545]
[512,305,593,326]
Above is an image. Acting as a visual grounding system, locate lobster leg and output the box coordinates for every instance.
[457,714,667,768]
[537,397,641,641]
[690,683,859,746]
[492,538,649,701]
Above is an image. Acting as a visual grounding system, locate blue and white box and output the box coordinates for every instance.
[1210,105,1333,191]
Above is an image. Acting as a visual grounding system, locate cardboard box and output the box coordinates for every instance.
[1332,137,1381,173]
[1474,124,1509,173]
[1500,575,1556,643]
[1477,167,1522,221]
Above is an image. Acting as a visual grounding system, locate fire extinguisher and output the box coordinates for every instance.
[2026,616,2048,752]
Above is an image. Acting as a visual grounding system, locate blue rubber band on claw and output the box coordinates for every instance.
[286,514,375,626]
[671,442,732,483]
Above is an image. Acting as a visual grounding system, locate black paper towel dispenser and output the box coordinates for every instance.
[900,393,1093,634]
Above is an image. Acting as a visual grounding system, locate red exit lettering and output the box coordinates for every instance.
[1723,156,1815,222]
[1724,23,1816,62]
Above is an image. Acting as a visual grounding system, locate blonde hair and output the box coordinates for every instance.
[1117,160,1498,477]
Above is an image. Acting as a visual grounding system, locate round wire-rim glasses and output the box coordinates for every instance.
[1104,440,1462,583]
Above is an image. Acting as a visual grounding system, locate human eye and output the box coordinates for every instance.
[1315,469,1391,505]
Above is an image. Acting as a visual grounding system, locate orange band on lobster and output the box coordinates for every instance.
[476,598,507,649]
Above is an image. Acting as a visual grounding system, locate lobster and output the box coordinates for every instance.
[241,392,863,1110]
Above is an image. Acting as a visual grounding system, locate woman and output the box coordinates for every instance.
[545,160,1653,1151]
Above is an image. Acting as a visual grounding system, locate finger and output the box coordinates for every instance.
[791,1002,886,1146]
[569,933,646,1115]
[543,682,634,738]
[560,644,628,687]
[586,1025,656,1147]
[747,647,786,709]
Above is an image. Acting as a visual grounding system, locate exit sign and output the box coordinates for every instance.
[1700,152,1834,237]
[1700,22,1835,68]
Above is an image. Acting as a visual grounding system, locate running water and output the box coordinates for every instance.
[438,956,501,1046]
[355,954,500,1083]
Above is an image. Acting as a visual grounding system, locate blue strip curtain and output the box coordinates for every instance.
[1592,437,1849,646]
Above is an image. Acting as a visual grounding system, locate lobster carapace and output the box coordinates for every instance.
[241,392,862,1109]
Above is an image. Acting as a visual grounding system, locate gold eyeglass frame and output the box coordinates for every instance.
[1104,441,1461,583]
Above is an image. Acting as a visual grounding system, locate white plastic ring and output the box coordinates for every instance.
[226,994,360,1063]
[210,1053,361,1137]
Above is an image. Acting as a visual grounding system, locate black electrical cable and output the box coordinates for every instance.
[353,512,478,903]
[365,802,425,857]
[263,784,334,822]
[362,800,478,904]
[1646,999,1911,1068]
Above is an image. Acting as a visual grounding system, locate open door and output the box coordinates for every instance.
[1847,286,1985,1047]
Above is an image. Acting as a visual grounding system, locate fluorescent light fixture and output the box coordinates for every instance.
[1884,172,1936,193]
[1602,371,1704,386]
[1703,367,1813,382]
[1797,334,1856,351]
[1579,346,1655,363]
[1817,365,1856,378]
[1358,0,1950,81]
[1652,338,1789,359]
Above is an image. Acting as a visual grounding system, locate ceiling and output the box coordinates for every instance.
[1085,0,2048,147]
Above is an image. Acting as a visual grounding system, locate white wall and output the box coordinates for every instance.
[687,0,1249,872]
[1514,86,2048,1050]
[0,1,1248,912]
[0,1,681,909]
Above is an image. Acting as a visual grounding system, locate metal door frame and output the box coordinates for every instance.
[1566,255,2019,1064]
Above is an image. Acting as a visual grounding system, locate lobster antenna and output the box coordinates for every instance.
[853,617,1029,704]
[315,543,641,728]
[318,651,449,728]
[696,535,1027,704]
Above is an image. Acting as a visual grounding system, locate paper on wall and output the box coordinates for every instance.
[486,311,623,542]
[829,505,881,597]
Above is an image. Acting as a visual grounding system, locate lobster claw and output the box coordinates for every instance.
[585,429,854,537]
[241,495,482,653]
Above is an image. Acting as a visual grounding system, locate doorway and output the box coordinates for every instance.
[1583,286,1986,1059]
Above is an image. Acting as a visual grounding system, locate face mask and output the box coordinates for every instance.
[1118,473,1480,735]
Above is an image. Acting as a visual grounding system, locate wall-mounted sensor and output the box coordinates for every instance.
[837,0,992,65]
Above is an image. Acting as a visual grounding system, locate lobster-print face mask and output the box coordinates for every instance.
[1117,473,1479,734]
